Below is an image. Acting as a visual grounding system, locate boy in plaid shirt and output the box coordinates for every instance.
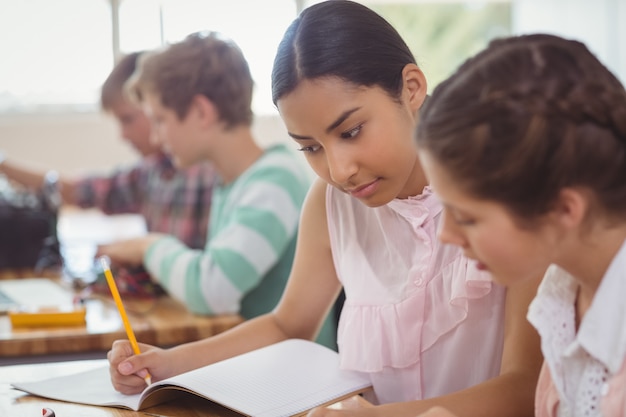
[0,52,216,249]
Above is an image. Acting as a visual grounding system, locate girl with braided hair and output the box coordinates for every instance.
[416,33,626,417]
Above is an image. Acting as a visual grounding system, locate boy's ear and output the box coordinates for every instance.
[189,94,219,126]
[402,63,428,114]
[551,188,589,230]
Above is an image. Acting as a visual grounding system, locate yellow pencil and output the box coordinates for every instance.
[99,257,152,386]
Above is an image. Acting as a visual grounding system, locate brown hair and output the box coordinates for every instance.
[129,32,253,128]
[416,34,626,222]
[100,51,143,111]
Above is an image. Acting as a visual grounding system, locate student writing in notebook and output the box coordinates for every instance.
[94,32,337,344]
[107,2,542,415]
[0,52,216,250]
[414,34,626,417]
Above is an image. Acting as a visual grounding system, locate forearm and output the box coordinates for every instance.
[0,158,47,189]
[0,158,78,203]
[370,371,536,417]
[145,230,283,315]
[144,237,228,314]
[166,312,291,375]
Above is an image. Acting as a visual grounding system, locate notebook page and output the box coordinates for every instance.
[13,339,372,415]
[0,278,75,311]
[12,366,143,410]
[147,339,371,417]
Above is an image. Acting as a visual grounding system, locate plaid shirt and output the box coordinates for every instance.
[74,153,216,249]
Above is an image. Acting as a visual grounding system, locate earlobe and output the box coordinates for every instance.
[402,63,428,113]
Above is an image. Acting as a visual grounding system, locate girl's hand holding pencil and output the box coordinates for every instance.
[107,339,172,395]
[99,256,152,387]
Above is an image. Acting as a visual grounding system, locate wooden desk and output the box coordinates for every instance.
[1,360,372,416]
[0,209,244,363]
[0,288,244,360]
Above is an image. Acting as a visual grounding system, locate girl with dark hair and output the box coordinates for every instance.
[108,2,542,415]
[416,34,626,417]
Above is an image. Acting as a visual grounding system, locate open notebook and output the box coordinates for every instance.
[13,339,373,417]
[0,278,75,314]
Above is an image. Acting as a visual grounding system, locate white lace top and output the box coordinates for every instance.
[528,239,626,417]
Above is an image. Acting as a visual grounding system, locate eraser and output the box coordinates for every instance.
[42,407,56,417]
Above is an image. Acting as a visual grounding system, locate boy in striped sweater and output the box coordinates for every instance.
[97,32,336,349]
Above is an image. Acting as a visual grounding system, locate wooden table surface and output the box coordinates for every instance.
[0,360,372,416]
[0,209,244,362]
[0,287,244,358]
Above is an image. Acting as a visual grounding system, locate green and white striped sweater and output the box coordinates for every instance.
[144,144,337,348]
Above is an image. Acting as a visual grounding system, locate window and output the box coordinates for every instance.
[304,0,511,92]
[0,0,112,112]
[2,1,621,114]
[118,0,297,115]
[0,0,296,115]
[365,1,511,91]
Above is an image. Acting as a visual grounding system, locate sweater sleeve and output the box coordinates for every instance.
[144,159,305,315]
[73,161,149,214]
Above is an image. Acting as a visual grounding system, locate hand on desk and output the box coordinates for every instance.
[97,234,164,268]
[108,339,173,394]
[415,407,459,417]
[306,401,459,417]
[306,395,374,416]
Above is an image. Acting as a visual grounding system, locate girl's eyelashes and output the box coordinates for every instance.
[297,144,322,153]
[446,207,476,226]
[453,216,476,226]
[340,124,363,139]
[295,122,364,153]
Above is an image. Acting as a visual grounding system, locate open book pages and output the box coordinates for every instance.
[12,339,373,417]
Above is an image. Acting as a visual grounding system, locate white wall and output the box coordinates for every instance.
[0,112,136,176]
[512,0,625,83]
[2,0,624,175]
[0,111,302,177]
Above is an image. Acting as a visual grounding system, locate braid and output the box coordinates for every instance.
[565,82,626,142]
[483,80,626,145]
[417,33,626,221]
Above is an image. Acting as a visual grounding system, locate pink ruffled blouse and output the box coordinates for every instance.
[326,185,507,404]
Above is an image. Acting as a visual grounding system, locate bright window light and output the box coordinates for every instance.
[0,0,112,112]
[119,0,298,115]
[304,0,512,91]
[0,0,514,113]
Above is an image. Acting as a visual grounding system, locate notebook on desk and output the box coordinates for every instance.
[0,278,75,314]
[13,339,373,416]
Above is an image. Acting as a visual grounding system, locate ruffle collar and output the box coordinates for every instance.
[386,186,442,227]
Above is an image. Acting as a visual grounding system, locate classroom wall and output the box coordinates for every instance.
[1,0,623,176]
[0,112,132,176]
[0,112,302,177]
[512,0,626,83]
